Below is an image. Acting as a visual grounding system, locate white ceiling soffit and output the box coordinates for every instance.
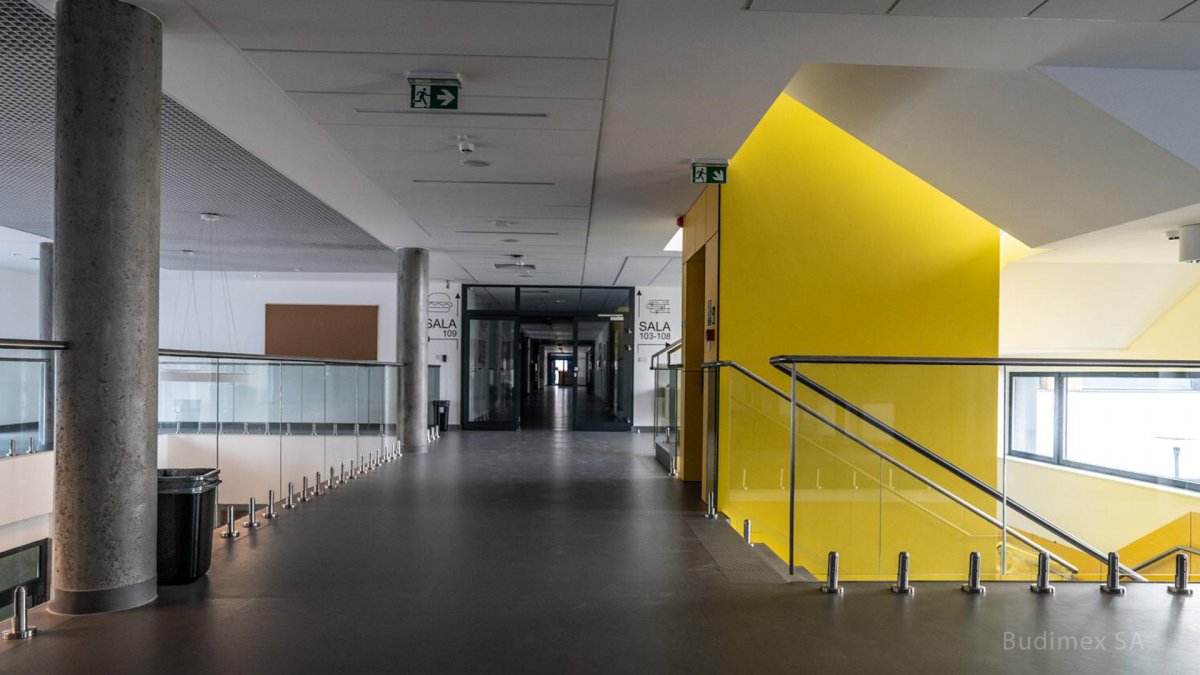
[783,64,1200,247]
[0,0,407,274]
[182,0,612,286]
[746,0,1197,22]
[1000,262,1200,354]
[1041,66,1200,172]
[27,0,433,255]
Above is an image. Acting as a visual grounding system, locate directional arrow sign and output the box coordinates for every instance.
[691,163,728,184]
[411,83,460,110]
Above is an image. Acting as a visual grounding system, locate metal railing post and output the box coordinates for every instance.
[2,586,36,640]
[962,551,985,594]
[1169,553,1193,596]
[243,497,262,529]
[1030,552,1054,594]
[283,482,296,509]
[891,551,914,595]
[788,364,797,577]
[263,490,278,519]
[742,519,752,544]
[1101,552,1125,595]
[820,551,843,595]
[300,476,311,502]
[220,505,240,539]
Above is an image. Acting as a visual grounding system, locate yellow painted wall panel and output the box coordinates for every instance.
[716,93,1001,578]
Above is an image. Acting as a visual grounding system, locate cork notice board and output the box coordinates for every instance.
[264,304,379,361]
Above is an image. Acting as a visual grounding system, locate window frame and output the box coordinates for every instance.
[1007,370,1200,493]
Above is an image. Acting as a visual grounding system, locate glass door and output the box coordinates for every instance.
[462,317,518,430]
[573,316,633,431]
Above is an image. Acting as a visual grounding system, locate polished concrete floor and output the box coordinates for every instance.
[2,431,1198,674]
[520,386,622,431]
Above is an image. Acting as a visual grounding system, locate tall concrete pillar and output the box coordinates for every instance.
[51,0,162,615]
[397,248,429,451]
[38,242,53,451]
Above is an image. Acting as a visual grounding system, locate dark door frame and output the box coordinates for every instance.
[460,285,635,432]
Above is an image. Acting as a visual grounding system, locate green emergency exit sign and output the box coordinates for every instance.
[411,84,459,110]
[691,163,727,184]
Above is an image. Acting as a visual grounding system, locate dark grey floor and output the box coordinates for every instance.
[2,431,1197,674]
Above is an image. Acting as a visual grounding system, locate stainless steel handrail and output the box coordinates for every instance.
[649,339,682,363]
[159,347,405,368]
[702,360,1081,575]
[1132,545,1200,573]
[770,354,1200,368]
[649,340,683,373]
[768,356,1146,581]
[0,339,66,350]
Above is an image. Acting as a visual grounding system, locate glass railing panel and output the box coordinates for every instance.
[790,388,883,581]
[384,364,399,443]
[778,358,1200,583]
[158,355,218,471]
[717,367,794,565]
[878,465,1002,581]
[215,358,283,506]
[275,360,322,501]
[652,367,679,470]
[325,364,358,472]
[0,347,52,456]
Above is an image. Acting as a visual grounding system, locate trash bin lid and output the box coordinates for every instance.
[157,468,221,494]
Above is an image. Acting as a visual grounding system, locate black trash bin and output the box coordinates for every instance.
[434,400,450,432]
[156,468,221,585]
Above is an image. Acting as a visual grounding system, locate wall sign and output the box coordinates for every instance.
[411,83,459,110]
[691,163,727,184]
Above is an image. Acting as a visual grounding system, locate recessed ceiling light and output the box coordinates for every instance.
[9,252,20,257]
[181,249,196,256]
[252,274,262,279]
[293,268,302,272]
[460,159,490,168]
[492,220,513,228]
[200,213,220,222]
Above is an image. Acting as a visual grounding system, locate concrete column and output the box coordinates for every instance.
[51,0,162,615]
[38,242,53,451]
[397,248,429,451]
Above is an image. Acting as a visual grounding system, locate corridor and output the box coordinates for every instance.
[1,432,1196,674]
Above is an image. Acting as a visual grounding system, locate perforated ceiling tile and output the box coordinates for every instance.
[0,0,395,273]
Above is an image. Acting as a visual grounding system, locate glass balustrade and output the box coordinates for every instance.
[753,357,1200,583]
[651,341,682,473]
[0,345,53,458]
[156,353,401,511]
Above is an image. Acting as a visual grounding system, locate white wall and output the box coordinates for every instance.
[160,271,464,425]
[0,267,39,340]
[632,286,681,428]
[1001,261,1200,356]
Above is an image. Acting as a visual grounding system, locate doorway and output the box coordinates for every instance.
[461,286,634,432]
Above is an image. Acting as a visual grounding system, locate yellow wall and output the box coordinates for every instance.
[1008,458,1200,580]
[716,93,1002,578]
[1127,281,1200,358]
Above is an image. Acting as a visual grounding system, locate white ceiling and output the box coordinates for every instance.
[18,0,1200,286]
[783,64,1200,247]
[747,0,1200,22]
